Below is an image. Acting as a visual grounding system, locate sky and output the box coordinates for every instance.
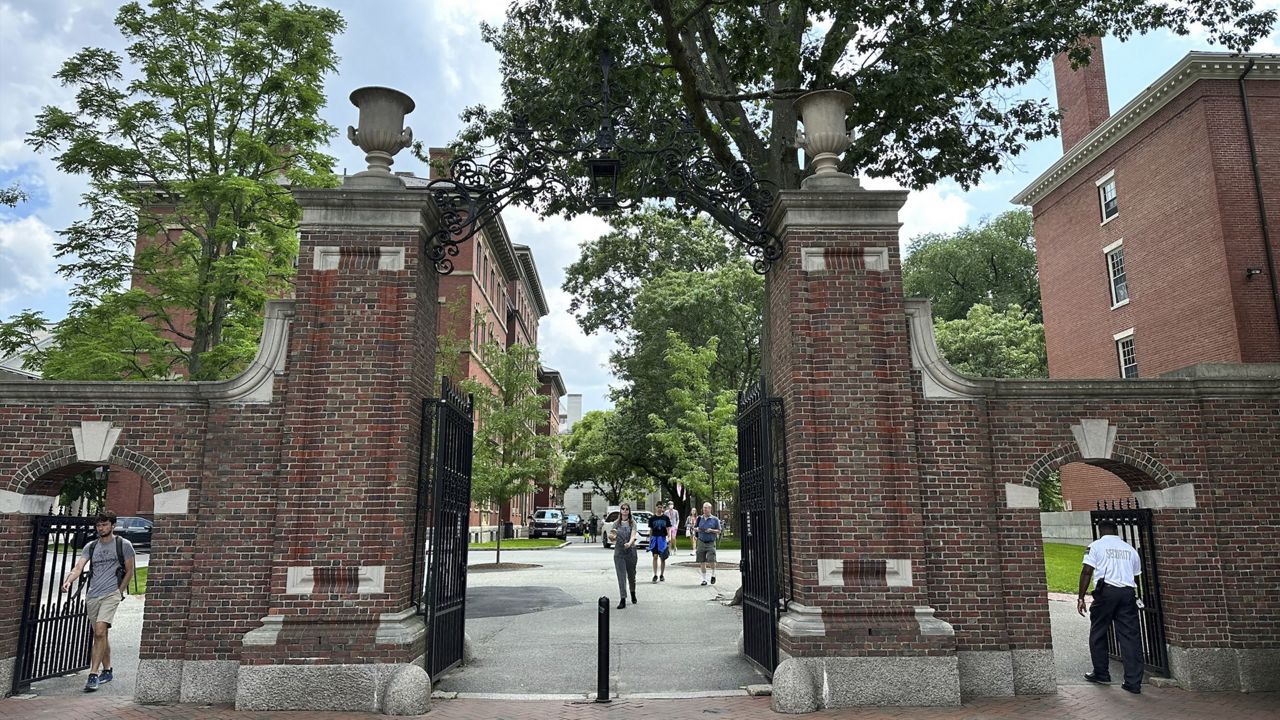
[1,1,1277,413]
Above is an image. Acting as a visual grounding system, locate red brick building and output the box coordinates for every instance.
[1014,48,1280,508]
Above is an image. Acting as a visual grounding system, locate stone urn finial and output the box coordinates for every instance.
[347,86,415,182]
[795,89,858,189]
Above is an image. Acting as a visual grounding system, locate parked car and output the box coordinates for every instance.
[114,516,153,548]
[601,509,652,550]
[564,513,582,534]
[528,508,567,539]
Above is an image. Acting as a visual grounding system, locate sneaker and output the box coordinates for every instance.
[660,575,665,582]
[701,580,708,586]
[652,574,658,583]
[710,576,716,585]
[1121,683,1141,694]
[1083,673,1111,685]
[84,674,99,692]
[99,668,113,685]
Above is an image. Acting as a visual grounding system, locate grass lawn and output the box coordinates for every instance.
[669,536,741,551]
[1044,542,1086,593]
[130,566,148,595]
[469,538,564,550]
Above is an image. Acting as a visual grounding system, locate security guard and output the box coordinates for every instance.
[1077,521,1144,693]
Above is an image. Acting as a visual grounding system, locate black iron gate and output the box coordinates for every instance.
[13,514,97,693]
[414,377,474,680]
[1091,499,1169,677]
[737,378,788,679]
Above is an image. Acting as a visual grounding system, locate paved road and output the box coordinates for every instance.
[443,536,764,696]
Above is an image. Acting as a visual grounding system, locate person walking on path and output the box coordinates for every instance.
[60,509,136,692]
[588,513,599,544]
[610,503,639,609]
[1077,521,1144,694]
[686,508,698,556]
[694,502,721,585]
[664,501,679,555]
[648,509,672,582]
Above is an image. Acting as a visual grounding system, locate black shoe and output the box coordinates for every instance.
[617,599,626,609]
[659,575,665,582]
[652,574,658,583]
[710,576,716,585]
[701,580,708,586]
[1121,683,1141,694]
[1084,673,1112,684]
[630,592,638,604]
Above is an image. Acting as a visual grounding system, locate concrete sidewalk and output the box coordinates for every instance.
[3,686,1278,719]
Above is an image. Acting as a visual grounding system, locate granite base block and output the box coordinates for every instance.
[1238,648,1280,692]
[771,655,960,712]
[236,662,431,714]
[180,659,238,704]
[957,650,1014,698]
[1011,649,1056,694]
[135,659,183,703]
[0,656,13,698]
[1169,646,1240,691]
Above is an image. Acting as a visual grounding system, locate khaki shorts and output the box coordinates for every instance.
[86,592,123,627]
[696,539,717,564]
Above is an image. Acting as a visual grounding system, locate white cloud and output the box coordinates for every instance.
[861,176,972,249]
[0,215,65,309]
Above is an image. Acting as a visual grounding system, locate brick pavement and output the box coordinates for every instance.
[2,686,1278,720]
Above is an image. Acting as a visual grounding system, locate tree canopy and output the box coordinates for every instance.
[933,302,1047,378]
[1,0,345,380]
[560,409,651,505]
[463,341,561,563]
[459,0,1273,227]
[902,209,1041,322]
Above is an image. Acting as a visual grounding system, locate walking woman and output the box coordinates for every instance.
[610,503,639,609]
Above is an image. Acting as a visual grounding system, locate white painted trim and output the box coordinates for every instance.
[1013,53,1280,206]
[0,490,56,515]
[153,489,190,515]
[1134,484,1197,509]
[1110,298,1131,310]
[1094,170,1116,187]
[864,247,890,272]
[314,245,341,270]
[801,247,825,271]
[1113,328,1135,341]
[73,421,122,463]
[1005,484,1040,509]
[1099,214,1118,227]
[1102,238,1124,254]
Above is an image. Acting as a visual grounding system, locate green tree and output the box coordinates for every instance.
[647,334,738,510]
[933,303,1047,378]
[463,341,560,564]
[0,183,27,207]
[903,209,1041,322]
[1040,469,1066,512]
[1,0,345,380]
[562,207,737,334]
[458,1,1271,223]
[560,409,650,505]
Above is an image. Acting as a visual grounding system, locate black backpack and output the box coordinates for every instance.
[85,536,127,589]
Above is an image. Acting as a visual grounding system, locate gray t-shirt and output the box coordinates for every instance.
[612,521,635,554]
[81,536,136,599]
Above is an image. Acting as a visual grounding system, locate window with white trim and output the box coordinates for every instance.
[1098,177,1118,222]
[1105,241,1129,306]
[1115,330,1138,379]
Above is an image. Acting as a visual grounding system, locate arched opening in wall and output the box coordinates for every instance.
[13,460,159,699]
[1033,455,1166,689]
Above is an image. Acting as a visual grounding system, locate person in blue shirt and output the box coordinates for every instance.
[694,502,721,585]
[649,509,671,582]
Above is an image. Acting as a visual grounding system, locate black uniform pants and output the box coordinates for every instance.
[1088,581,1144,687]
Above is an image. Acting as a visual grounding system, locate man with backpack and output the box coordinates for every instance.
[61,509,136,692]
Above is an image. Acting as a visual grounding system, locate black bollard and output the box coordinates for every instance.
[596,595,610,702]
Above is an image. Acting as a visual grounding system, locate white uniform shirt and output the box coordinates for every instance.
[1083,534,1142,588]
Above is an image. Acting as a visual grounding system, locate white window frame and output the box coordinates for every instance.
[1113,328,1138,379]
[1103,239,1130,309]
[1096,170,1119,224]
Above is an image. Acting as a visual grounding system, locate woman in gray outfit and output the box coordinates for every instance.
[610,503,639,609]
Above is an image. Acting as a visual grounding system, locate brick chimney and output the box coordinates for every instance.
[428,147,453,179]
[1053,36,1110,152]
